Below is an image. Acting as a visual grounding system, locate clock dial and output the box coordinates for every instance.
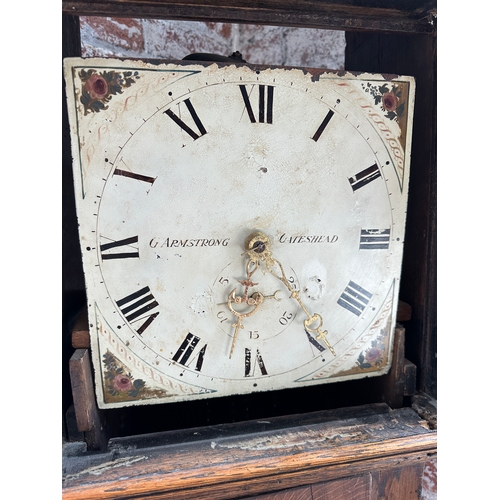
[65,59,414,408]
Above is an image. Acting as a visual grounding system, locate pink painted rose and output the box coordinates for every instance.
[365,347,382,363]
[381,91,398,112]
[113,374,133,392]
[85,73,108,100]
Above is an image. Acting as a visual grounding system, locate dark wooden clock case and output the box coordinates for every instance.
[62,2,436,499]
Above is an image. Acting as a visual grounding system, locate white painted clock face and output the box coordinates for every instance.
[65,59,414,408]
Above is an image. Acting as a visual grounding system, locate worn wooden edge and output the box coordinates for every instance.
[62,0,436,35]
[411,392,437,430]
[397,300,412,322]
[62,437,437,500]
[105,402,402,448]
[403,358,417,396]
[379,324,405,408]
[71,307,90,349]
[71,309,91,348]
[69,349,108,450]
[69,349,95,432]
[62,404,437,500]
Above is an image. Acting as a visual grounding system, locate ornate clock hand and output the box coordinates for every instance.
[227,277,261,359]
[244,231,337,356]
[225,273,260,358]
[217,291,281,307]
[226,258,282,358]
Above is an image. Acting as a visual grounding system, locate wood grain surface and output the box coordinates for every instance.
[62,0,436,34]
[62,403,436,500]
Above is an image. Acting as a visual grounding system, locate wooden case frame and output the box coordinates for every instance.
[62,2,436,499]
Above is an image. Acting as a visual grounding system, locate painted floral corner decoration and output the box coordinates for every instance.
[362,80,410,155]
[362,82,406,122]
[356,329,389,371]
[78,69,140,115]
[102,351,167,404]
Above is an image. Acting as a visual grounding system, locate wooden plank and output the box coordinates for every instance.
[63,437,434,500]
[377,325,405,409]
[397,301,412,322]
[62,0,436,35]
[312,475,371,500]
[403,358,417,396]
[71,308,90,349]
[62,404,436,500]
[69,349,96,432]
[245,485,312,500]
[411,392,437,430]
[371,464,424,500]
[68,349,106,450]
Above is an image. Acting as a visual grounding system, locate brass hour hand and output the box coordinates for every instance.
[227,285,263,358]
[226,257,282,357]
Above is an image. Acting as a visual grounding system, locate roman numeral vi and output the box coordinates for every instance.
[244,348,268,377]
